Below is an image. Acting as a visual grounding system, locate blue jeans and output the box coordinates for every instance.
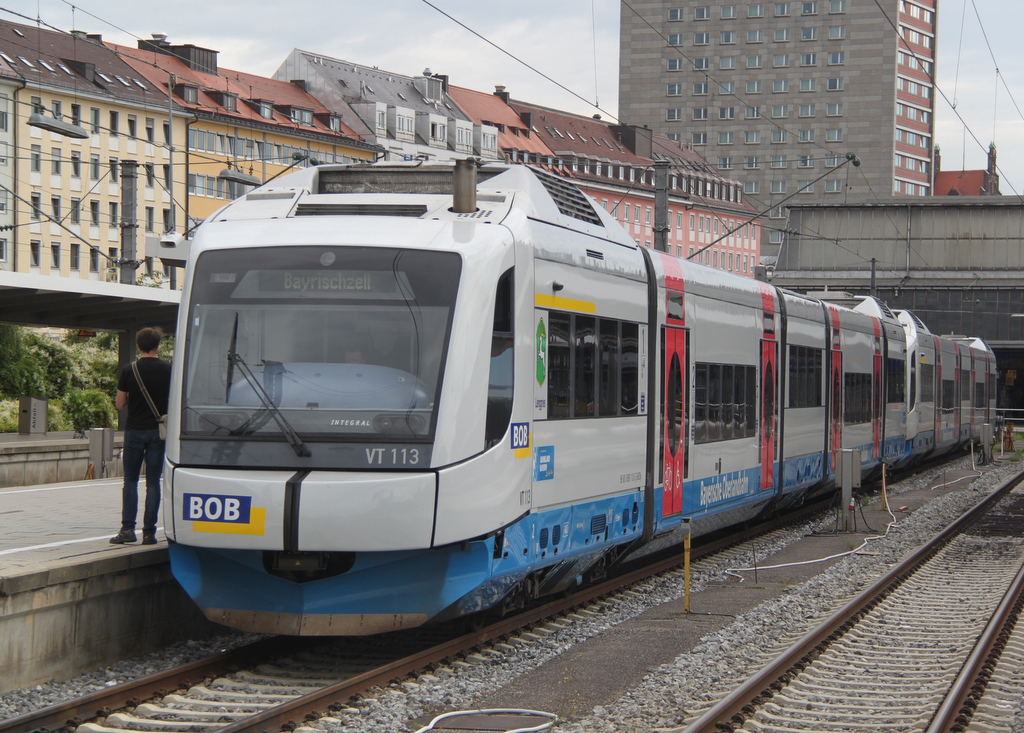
[121,429,165,533]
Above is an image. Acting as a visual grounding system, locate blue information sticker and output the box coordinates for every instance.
[534,446,555,481]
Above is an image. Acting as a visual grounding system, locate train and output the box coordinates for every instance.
[162,161,996,635]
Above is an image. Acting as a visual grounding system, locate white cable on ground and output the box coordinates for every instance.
[413,708,558,733]
[724,467,983,581]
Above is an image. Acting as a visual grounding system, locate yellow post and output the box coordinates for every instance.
[683,517,692,614]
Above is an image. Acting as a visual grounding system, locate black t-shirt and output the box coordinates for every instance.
[118,357,172,431]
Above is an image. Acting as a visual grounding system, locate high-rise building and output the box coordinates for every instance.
[619,0,936,258]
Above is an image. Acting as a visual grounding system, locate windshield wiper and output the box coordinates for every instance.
[226,349,312,458]
[225,312,238,403]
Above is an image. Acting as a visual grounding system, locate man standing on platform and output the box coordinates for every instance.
[110,327,172,546]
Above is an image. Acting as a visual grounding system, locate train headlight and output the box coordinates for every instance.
[373,413,427,435]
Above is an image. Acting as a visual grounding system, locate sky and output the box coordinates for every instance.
[16,0,1024,196]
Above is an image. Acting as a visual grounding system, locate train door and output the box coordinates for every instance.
[954,346,962,440]
[759,290,779,491]
[872,330,883,461]
[825,306,843,474]
[760,339,777,490]
[933,335,942,443]
[661,326,687,516]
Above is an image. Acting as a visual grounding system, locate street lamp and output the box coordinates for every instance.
[218,165,261,186]
[28,112,89,139]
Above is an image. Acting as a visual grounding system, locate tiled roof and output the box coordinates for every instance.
[0,21,158,104]
[510,101,649,165]
[651,135,722,176]
[108,42,365,142]
[934,170,987,196]
[447,85,554,157]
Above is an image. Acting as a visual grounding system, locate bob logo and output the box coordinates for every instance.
[511,422,531,458]
[183,493,266,535]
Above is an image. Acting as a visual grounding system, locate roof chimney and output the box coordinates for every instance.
[291,79,308,92]
[493,85,510,104]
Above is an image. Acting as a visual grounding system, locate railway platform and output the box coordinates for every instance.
[0,475,218,694]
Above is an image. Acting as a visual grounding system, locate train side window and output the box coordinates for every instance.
[920,363,934,403]
[708,364,722,441]
[843,372,871,424]
[485,269,514,449]
[694,361,756,443]
[745,365,757,437]
[908,351,917,409]
[886,358,905,404]
[547,313,571,419]
[575,316,596,417]
[974,382,984,409]
[667,291,684,321]
[721,365,735,440]
[599,319,620,416]
[941,379,955,413]
[959,369,970,405]
[621,322,639,414]
[694,363,708,443]
[788,345,823,408]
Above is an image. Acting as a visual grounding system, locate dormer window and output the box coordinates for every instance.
[175,84,199,103]
[259,101,273,119]
[290,107,313,125]
[210,91,237,112]
[314,112,342,132]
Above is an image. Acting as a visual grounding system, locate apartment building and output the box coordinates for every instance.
[116,36,381,227]
[619,0,936,258]
[0,75,16,268]
[0,21,182,283]
[274,51,500,162]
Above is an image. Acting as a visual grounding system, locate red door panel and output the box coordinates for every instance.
[662,327,686,516]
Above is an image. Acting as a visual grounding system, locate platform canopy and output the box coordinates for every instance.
[0,271,179,333]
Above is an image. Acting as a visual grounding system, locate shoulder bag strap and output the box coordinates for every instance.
[131,360,163,420]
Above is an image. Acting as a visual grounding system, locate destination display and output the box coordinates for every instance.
[227,269,413,299]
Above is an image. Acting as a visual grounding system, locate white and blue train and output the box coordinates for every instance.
[163,162,996,635]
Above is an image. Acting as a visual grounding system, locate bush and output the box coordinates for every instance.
[0,401,16,433]
[62,390,117,431]
[47,401,72,431]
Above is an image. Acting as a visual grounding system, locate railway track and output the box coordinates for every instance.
[683,467,1024,733]
[2,512,819,733]
[2,456,1001,733]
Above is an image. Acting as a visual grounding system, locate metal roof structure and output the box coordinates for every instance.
[0,272,179,333]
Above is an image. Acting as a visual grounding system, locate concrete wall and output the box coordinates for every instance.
[0,549,221,693]
[0,438,123,488]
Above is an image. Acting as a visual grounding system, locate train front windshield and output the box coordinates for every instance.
[182,246,460,444]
